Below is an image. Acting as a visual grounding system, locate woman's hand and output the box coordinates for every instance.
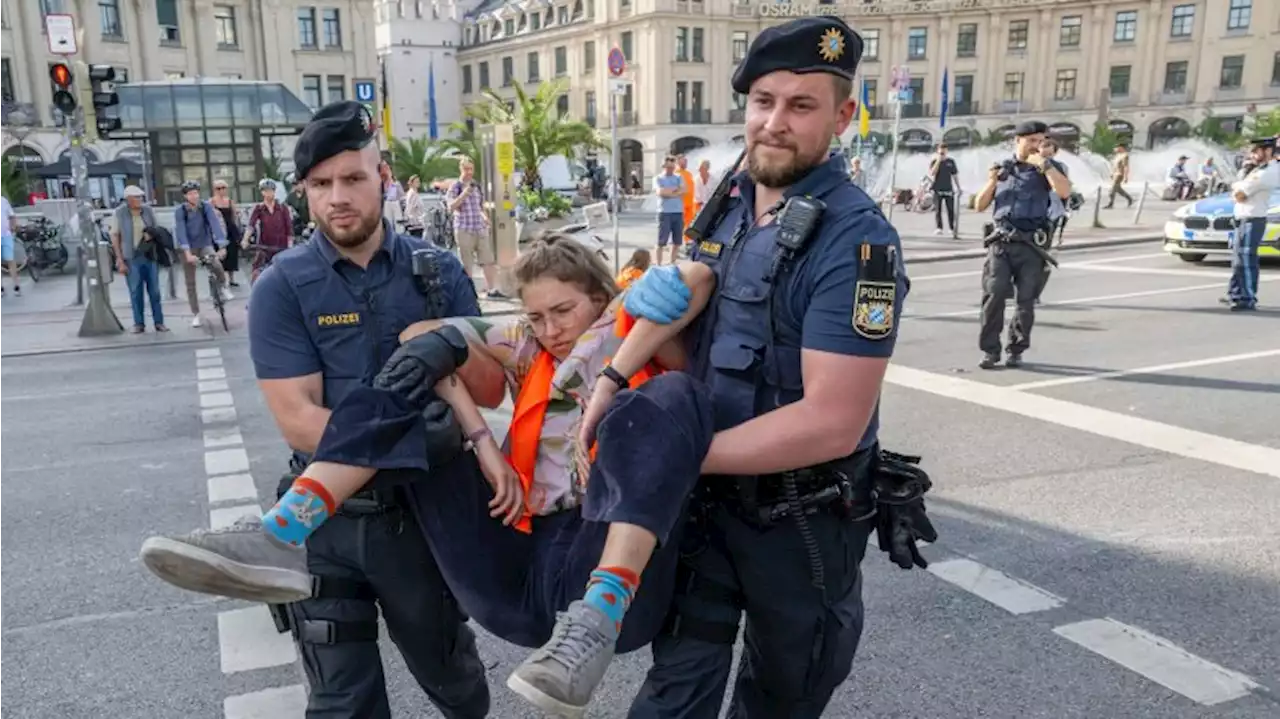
[476,441,524,526]
[579,379,621,449]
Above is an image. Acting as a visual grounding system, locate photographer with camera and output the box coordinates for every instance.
[973,121,1071,370]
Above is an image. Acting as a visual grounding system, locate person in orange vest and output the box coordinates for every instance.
[615,248,651,290]
[138,233,719,718]
[677,154,696,247]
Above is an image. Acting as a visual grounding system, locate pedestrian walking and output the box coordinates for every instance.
[1,195,19,298]
[110,185,168,333]
[172,180,231,328]
[210,180,243,288]
[1105,144,1134,209]
[446,158,503,298]
[929,143,961,237]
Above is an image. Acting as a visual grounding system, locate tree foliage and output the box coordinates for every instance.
[2,156,31,206]
[454,78,605,189]
[388,136,461,185]
[1244,107,1280,141]
[1193,117,1245,149]
[1083,122,1120,156]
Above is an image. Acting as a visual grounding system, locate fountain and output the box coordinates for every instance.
[624,137,1240,214]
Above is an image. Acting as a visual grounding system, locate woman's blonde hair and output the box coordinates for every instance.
[623,248,651,272]
[513,231,618,304]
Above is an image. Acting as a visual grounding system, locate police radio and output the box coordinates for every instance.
[764,196,826,283]
[685,148,747,245]
[411,248,448,317]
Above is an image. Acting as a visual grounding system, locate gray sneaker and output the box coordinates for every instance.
[506,600,617,718]
[139,515,312,603]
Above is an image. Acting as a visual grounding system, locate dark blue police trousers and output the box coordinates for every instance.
[314,372,716,654]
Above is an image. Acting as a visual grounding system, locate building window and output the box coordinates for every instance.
[1273,52,1280,86]
[531,12,541,30]
[692,81,704,114]
[863,29,879,60]
[953,74,973,104]
[675,27,688,62]
[39,0,65,19]
[692,28,704,62]
[1109,65,1131,97]
[116,68,129,83]
[557,6,567,24]
[554,46,567,76]
[583,42,595,72]
[1054,70,1077,100]
[675,81,687,112]
[99,0,123,38]
[527,52,539,82]
[2,58,14,102]
[1059,16,1081,47]
[1219,55,1244,88]
[156,0,180,44]
[907,28,927,60]
[1003,72,1024,102]
[556,94,568,117]
[621,31,633,61]
[956,23,977,57]
[302,74,322,108]
[502,57,513,86]
[732,92,746,110]
[1114,11,1137,42]
[326,75,345,102]
[298,8,316,48]
[1008,20,1028,50]
[585,91,596,123]
[1170,4,1194,37]
[214,5,237,48]
[321,8,341,48]
[163,70,185,79]
[1164,61,1187,93]
[1227,0,1251,30]
[732,31,748,63]
[503,18,514,35]
[478,62,489,89]
[462,65,472,93]
[622,84,633,114]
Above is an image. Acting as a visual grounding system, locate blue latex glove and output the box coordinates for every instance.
[623,265,691,325]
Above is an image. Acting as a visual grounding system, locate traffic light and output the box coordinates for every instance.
[50,62,77,115]
[89,65,121,138]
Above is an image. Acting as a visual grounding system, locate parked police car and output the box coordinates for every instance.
[1163,189,1280,263]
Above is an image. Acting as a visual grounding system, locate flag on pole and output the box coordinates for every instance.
[858,80,871,138]
[428,58,439,140]
[939,67,950,129]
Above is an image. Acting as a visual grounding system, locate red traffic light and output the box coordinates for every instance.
[50,63,74,88]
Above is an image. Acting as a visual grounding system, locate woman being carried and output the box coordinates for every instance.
[141,235,715,718]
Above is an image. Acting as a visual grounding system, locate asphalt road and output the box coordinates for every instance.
[2,244,1278,718]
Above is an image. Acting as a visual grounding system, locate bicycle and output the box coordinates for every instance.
[199,254,229,332]
[243,243,287,286]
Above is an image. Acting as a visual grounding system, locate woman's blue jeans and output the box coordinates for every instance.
[127,257,165,327]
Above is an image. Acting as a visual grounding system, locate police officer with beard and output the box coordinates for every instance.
[142,102,494,718]
[618,17,937,718]
[973,121,1071,369]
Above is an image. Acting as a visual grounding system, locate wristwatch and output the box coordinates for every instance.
[599,365,629,390]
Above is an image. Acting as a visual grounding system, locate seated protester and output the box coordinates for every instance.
[616,248,651,290]
[141,234,718,718]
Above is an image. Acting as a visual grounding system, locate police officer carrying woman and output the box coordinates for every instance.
[973,121,1071,369]
[142,102,491,718]
[617,17,937,718]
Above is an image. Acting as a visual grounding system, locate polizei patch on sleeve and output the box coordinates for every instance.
[852,280,895,339]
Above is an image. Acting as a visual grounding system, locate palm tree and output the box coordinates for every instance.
[461,78,605,189]
[2,156,30,206]
[388,136,461,185]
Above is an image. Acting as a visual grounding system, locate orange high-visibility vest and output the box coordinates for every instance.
[505,308,661,532]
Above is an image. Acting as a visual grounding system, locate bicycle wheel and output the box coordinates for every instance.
[208,271,228,331]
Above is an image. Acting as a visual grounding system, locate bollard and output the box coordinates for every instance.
[168,256,177,299]
[1132,181,1149,225]
[74,244,86,305]
[1092,186,1105,229]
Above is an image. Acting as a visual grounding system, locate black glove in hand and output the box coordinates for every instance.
[373,325,469,408]
[876,499,938,570]
[421,399,464,462]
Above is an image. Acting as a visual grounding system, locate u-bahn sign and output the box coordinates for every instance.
[353,79,377,104]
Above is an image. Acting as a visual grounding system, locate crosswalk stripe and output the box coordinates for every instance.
[203,427,245,448]
[224,685,307,719]
[205,447,250,475]
[202,407,238,425]
[196,348,222,358]
[198,367,228,380]
[218,606,298,674]
[200,392,235,408]
[209,503,261,530]
[199,379,231,393]
[207,474,258,504]
[927,558,1066,615]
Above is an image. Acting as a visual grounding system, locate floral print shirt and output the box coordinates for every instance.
[446,299,625,515]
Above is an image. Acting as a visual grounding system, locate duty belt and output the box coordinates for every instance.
[708,447,876,527]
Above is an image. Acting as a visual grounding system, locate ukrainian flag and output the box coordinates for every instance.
[858,80,871,138]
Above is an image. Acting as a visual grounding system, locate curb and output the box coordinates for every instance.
[904,234,1162,265]
[1,335,217,359]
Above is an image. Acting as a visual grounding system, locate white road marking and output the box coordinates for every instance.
[909,253,1178,283]
[205,447,250,476]
[202,407,238,424]
[909,269,983,282]
[1057,263,1230,278]
[197,356,224,368]
[906,278,1279,320]
[197,367,227,381]
[1008,349,1280,391]
[224,685,308,719]
[1053,618,1260,706]
[209,503,262,529]
[199,379,230,393]
[217,606,298,673]
[927,558,1066,615]
[200,392,235,408]
[196,348,222,358]
[885,365,1280,480]
[207,473,258,504]
[203,427,245,448]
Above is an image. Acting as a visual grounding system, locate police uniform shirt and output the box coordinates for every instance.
[994,157,1063,233]
[248,225,480,401]
[694,157,908,447]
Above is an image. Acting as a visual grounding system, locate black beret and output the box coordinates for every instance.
[731,17,863,95]
[1247,135,1276,149]
[293,101,378,180]
[1014,121,1049,136]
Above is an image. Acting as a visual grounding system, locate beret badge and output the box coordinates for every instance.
[818,28,845,63]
